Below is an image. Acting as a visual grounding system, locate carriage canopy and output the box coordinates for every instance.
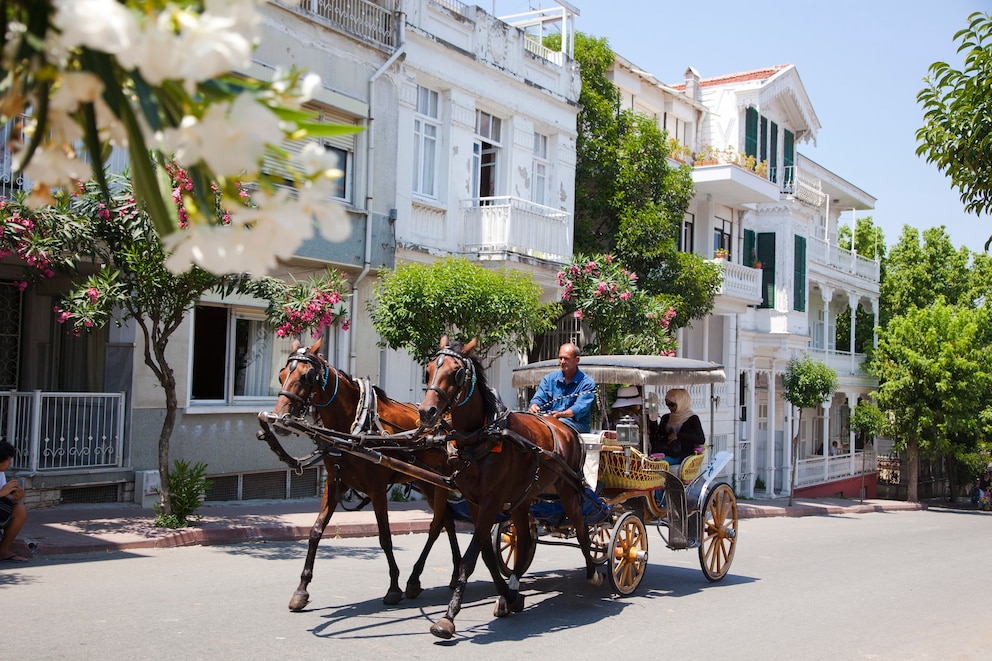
[511,355,726,388]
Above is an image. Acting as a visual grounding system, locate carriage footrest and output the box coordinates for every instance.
[527,487,610,527]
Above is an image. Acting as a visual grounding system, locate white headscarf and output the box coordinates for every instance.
[665,388,694,430]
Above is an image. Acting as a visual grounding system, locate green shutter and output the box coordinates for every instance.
[744,229,756,267]
[769,122,778,182]
[757,232,775,308]
[783,129,795,191]
[745,107,758,158]
[759,115,768,163]
[794,235,807,312]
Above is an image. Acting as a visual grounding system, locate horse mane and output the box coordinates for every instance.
[446,340,498,417]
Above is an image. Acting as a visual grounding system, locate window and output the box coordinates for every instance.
[190,305,295,402]
[264,102,357,205]
[413,86,439,197]
[473,110,502,199]
[679,213,695,253]
[532,132,548,206]
[793,235,807,312]
[713,216,732,257]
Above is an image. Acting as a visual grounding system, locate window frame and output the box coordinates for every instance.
[413,85,440,198]
[531,131,548,206]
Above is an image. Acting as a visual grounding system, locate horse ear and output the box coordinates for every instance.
[439,334,449,348]
[464,338,477,354]
[309,337,323,355]
[291,339,302,353]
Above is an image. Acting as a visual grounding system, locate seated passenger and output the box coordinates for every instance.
[649,388,704,464]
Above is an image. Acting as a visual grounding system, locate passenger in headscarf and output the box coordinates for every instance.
[649,388,705,464]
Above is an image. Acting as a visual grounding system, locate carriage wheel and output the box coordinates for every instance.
[698,483,738,582]
[588,521,611,565]
[492,518,538,578]
[607,511,648,596]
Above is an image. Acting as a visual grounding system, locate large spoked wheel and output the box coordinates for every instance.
[588,521,611,565]
[492,518,538,578]
[698,482,738,582]
[607,511,648,596]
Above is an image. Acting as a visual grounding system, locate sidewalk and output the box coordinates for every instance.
[6,495,930,560]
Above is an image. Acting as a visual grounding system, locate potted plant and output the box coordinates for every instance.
[694,144,718,166]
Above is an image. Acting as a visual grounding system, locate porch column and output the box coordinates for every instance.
[767,363,777,497]
[847,293,859,375]
[748,365,757,498]
[822,400,832,483]
[701,316,710,362]
[820,286,834,353]
[871,298,879,350]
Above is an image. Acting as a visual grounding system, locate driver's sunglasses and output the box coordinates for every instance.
[665,400,676,407]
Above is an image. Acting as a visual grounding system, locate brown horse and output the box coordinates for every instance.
[265,338,459,611]
[417,336,603,639]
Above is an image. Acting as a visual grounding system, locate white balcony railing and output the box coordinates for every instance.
[807,348,870,377]
[300,0,394,50]
[0,391,127,473]
[714,259,762,302]
[460,196,572,264]
[523,35,564,65]
[807,235,881,282]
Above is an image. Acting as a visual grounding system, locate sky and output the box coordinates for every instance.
[492,0,990,255]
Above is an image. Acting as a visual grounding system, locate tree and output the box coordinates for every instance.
[368,257,559,365]
[879,225,972,327]
[548,32,718,331]
[917,11,992,249]
[867,300,992,502]
[782,354,838,506]
[1,0,352,274]
[0,174,348,513]
[556,253,676,356]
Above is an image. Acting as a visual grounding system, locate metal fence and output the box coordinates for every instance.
[0,391,126,472]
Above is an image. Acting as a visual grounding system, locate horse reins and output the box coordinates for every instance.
[278,348,338,413]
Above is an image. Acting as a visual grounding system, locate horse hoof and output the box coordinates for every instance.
[382,589,404,606]
[288,592,310,612]
[431,618,455,639]
[494,597,509,618]
[405,581,423,600]
[589,572,605,588]
[511,593,525,613]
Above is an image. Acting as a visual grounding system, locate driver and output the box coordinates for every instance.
[527,343,597,433]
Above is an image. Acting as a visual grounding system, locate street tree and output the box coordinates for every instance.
[0,174,349,513]
[880,225,973,327]
[917,11,992,249]
[547,32,719,331]
[368,256,559,365]
[782,354,838,506]
[556,253,676,356]
[867,300,992,502]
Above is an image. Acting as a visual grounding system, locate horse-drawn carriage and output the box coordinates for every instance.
[258,339,737,639]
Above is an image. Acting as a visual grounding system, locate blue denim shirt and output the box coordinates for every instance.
[528,368,597,433]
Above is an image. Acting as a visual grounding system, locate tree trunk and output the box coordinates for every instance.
[788,412,802,506]
[947,456,959,503]
[147,337,178,514]
[906,435,920,503]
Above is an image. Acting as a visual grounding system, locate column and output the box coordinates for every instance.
[767,363,777,497]
[822,399,832,483]
[847,292,859,375]
[820,286,834,352]
[748,365,757,499]
[871,299,879,349]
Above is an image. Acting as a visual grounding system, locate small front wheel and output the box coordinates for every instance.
[607,511,648,595]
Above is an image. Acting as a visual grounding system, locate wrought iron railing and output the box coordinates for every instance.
[298,0,394,50]
[0,391,126,473]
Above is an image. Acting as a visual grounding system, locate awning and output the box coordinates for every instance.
[511,355,726,388]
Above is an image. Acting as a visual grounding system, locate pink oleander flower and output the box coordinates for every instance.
[575,309,584,320]
[86,287,99,303]
[619,291,631,301]
[14,280,27,292]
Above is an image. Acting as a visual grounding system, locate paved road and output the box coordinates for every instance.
[5,507,991,659]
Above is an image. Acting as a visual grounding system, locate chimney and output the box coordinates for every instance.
[684,66,701,102]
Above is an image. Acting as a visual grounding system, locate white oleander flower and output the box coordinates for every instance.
[52,0,140,55]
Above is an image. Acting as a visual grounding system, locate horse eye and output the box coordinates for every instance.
[454,368,466,385]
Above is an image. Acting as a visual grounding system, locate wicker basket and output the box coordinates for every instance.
[599,448,669,490]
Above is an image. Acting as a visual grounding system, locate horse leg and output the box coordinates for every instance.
[561,487,604,587]
[289,469,337,611]
[405,485,460,599]
[369,489,405,605]
[492,507,529,617]
[430,531,484,639]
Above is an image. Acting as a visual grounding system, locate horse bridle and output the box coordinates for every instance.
[424,347,476,417]
[278,347,340,416]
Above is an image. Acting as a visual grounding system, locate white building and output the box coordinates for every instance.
[608,58,880,499]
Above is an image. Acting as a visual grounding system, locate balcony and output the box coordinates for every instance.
[296,0,395,50]
[692,162,781,206]
[807,348,871,379]
[460,196,572,265]
[808,236,880,283]
[710,259,762,312]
